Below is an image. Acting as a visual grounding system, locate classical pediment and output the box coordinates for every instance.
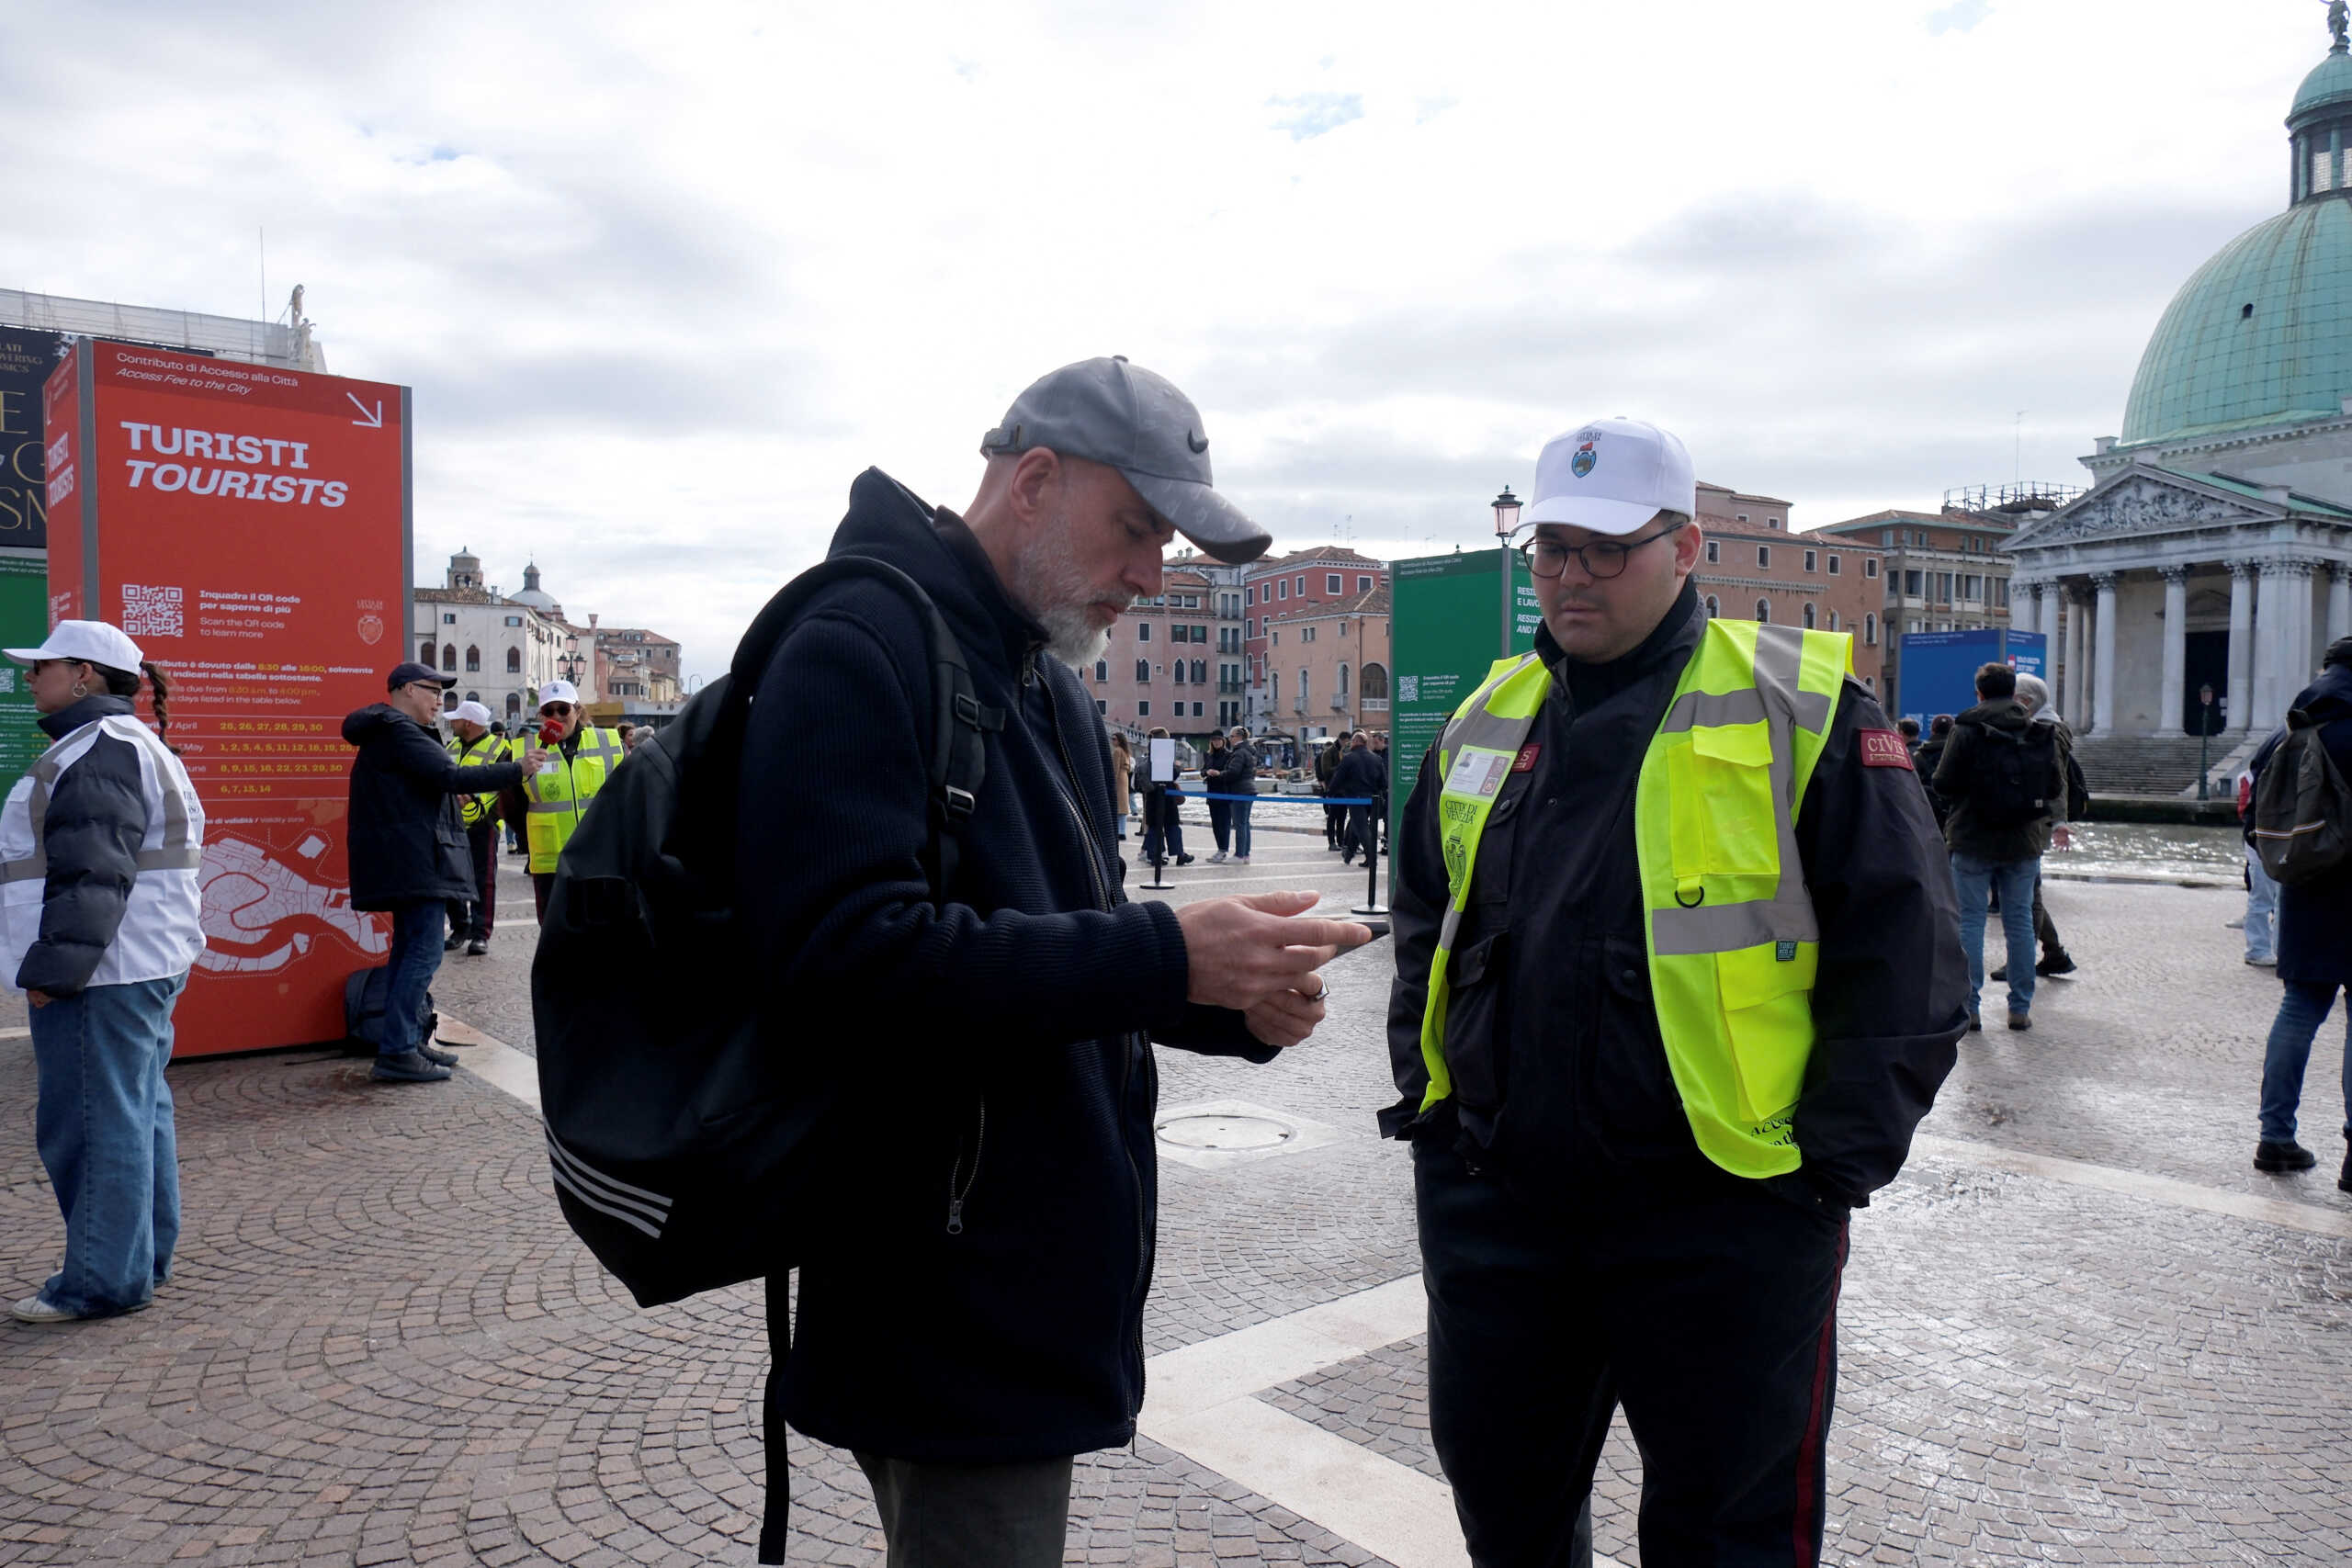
[2006,468,2277,553]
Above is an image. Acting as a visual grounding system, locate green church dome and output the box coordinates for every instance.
[2294,48,2352,119]
[2119,190,2352,447]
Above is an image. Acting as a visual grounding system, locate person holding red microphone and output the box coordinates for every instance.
[508,679,627,920]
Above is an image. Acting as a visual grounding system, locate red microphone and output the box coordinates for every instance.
[539,718,565,747]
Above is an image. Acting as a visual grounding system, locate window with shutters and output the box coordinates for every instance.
[1136,660,1150,682]
[442,644,457,671]
[506,648,522,673]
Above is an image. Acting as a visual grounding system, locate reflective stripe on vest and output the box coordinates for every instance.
[521,726,626,872]
[1414,619,1849,1178]
[0,720,204,885]
[447,735,513,827]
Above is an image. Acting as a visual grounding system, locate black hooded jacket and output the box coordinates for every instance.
[341,705,526,910]
[739,468,1269,1463]
[1932,696,2069,863]
[1385,583,1968,1209]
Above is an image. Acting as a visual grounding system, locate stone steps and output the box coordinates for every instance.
[2070,734,2235,796]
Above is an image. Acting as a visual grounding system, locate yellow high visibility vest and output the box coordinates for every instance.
[447,733,514,828]
[521,725,627,874]
[1414,619,1849,1178]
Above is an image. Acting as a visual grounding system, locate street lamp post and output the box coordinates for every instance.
[1492,486,1522,657]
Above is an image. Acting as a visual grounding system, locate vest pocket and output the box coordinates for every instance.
[1681,724,1780,877]
[1714,942,1815,1123]
[1442,930,1510,1110]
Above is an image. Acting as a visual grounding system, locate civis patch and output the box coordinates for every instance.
[1858,730,1914,771]
[1512,743,1541,773]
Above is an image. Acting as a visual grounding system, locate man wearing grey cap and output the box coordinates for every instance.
[736,357,1371,1562]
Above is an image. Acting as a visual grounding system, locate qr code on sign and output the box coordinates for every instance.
[121,584,184,639]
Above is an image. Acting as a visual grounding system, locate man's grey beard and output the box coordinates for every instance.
[1009,511,1115,668]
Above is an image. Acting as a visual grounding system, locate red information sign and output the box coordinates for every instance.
[43,341,410,1055]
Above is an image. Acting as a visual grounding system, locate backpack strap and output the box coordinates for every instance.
[729,554,1002,901]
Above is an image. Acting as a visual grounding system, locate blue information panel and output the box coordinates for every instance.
[1895,628,2047,727]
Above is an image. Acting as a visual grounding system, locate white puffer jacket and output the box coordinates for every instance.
[0,696,206,994]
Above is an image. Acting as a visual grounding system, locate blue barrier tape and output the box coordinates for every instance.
[1153,792,1378,804]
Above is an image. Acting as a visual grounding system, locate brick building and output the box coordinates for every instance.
[1081,561,1245,747]
[1690,484,1887,692]
[1261,582,1391,748]
[1812,507,2017,711]
[1241,548,1388,739]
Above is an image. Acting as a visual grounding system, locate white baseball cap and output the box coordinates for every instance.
[449,700,493,726]
[1524,417,1698,537]
[4,620,144,671]
[538,680,581,708]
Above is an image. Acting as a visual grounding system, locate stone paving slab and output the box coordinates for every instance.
[4,836,2350,1564]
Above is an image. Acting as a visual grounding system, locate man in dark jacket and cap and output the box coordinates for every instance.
[343,662,542,1083]
[2245,634,2352,1189]
[1933,661,2070,1032]
[739,357,1370,1563]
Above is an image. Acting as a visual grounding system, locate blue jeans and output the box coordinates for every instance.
[29,973,189,1316]
[384,900,446,1057]
[2245,844,2278,963]
[1951,852,2039,1019]
[2258,981,2352,1144]
[1230,798,1254,858]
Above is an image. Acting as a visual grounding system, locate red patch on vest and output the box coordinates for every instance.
[1512,743,1542,773]
[1858,730,1914,771]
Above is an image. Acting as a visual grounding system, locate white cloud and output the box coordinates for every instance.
[0,0,2336,678]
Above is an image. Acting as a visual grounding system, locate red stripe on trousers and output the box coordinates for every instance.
[1792,1218,1849,1567]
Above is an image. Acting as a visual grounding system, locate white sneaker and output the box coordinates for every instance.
[11,1295,80,1324]
[1207,852,1227,863]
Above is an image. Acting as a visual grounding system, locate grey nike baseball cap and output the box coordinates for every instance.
[980,356,1271,564]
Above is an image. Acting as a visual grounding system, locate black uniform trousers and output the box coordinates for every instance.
[1415,1140,1848,1568]
[444,819,499,942]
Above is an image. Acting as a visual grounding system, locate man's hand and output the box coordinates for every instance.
[26,988,51,1009]
[2052,824,2074,851]
[1244,983,1328,1049]
[1176,889,1373,1012]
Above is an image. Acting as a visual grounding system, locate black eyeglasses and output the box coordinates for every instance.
[540,703,574,716]
[1519,522,1685,581]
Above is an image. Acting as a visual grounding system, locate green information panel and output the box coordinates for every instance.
[0,550,46,795]
[1388,547,1541,855]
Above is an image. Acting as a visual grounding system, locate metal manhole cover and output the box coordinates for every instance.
[1157,1113,1293,1152]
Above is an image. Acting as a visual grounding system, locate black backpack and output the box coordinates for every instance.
[532,555,996,1310]
[343,964,434,1057]
[1964,719,2061,829]
[2253,708,2352,886]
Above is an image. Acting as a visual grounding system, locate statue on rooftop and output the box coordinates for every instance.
[2333,0,2350,53]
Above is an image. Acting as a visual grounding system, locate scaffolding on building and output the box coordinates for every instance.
[0,288,324,371]
[1941,480,2086,517]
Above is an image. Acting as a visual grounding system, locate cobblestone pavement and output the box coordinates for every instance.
[3,829,2349,1565]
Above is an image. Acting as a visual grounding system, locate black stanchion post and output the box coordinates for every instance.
[1349,796,1389,937]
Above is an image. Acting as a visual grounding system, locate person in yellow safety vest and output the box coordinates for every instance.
[1383,417,1969,1568]
[513,679,627,923]
[442,700,514,957]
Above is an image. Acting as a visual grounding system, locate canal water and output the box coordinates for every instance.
[2044,822,2243,884]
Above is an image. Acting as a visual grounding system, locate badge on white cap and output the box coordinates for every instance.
[1522,417,1698,537]
[538,679,580,707]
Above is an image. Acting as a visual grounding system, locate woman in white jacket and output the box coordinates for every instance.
[3,621,205,1324]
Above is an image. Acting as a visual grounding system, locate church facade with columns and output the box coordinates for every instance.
[2007,25,2352,749]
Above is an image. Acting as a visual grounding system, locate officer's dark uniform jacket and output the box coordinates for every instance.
[1384,582,1968,1208]
[741,468,1272,1465]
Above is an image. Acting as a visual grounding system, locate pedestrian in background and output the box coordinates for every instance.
[1108,731,1134,842]
[507,678,626,920]
[344,662,542,1084]
[442,700,508,958]
[2237,758,2278,965]
[1204,731,1234,863]
[1897,715,1922,760]
[1223,726,1258,863]
[1933,661,2070,1032]
[1914,713,1956,828]
[3,622,206,1325]
[1138,726,1193,866]
[2245,636,2352,1189]
[1316,735,1344,850]
[1991,673,2080,984]
[1329,729,1383,866]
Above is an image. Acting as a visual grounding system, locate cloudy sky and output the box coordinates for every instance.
[5,0,2334,677]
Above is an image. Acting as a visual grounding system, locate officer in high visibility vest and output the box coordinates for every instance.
[514,679,626,922]
[442,700,514,956]
[1385,418,1968,1567]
